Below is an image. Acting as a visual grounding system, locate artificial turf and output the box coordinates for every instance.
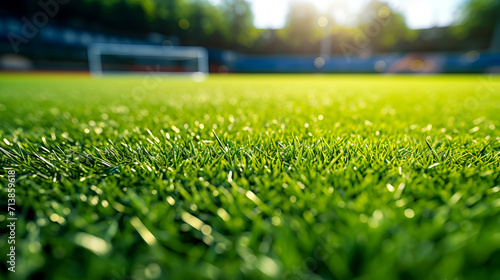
[1,74,500,280]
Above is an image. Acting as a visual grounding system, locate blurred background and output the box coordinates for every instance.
[1,0,500,73]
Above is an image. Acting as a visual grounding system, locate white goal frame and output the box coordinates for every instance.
[87,43,209,78]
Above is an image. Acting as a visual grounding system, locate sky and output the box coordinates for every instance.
[248,0,468,30]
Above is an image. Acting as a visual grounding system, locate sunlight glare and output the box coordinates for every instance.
[249,0,463,30]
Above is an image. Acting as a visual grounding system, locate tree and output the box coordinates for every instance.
[340,0,422,54]
[277,0,321,54]
[453,0,500,50]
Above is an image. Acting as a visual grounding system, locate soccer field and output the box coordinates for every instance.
[1,74,500,279]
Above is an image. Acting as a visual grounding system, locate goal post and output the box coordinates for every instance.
[87,43,209,78]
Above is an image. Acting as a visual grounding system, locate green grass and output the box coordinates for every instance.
[1,74,500,280]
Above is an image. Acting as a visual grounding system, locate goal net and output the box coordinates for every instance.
[87,43,209,79]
